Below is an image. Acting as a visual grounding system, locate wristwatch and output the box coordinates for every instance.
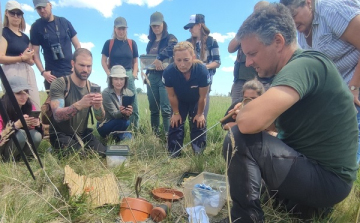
[349,86,359,91]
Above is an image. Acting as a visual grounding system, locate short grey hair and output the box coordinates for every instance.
[237,3,297,46]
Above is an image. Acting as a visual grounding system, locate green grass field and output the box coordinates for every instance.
[0,93,359,223]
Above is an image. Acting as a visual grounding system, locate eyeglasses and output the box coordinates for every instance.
[8,10,23,18]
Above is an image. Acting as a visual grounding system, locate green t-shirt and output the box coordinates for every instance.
[49,76,90,136]
[272,49,358,183]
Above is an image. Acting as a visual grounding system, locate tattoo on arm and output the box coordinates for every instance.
[93,107,105,121]
[52,99,79,122]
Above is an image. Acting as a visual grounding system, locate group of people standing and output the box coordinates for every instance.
[0,0,221,159]
[0,0,360,222]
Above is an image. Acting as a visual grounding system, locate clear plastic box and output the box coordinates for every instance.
[139,54,171,70]
[183,172,227,216]
[105,145,129,168]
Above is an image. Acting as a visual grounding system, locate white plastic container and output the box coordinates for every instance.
[183,172,227,216]
[105,145,129,168]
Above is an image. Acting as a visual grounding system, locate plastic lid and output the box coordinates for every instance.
[106,145,129,156]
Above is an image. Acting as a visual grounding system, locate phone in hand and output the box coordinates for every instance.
[122,95,135,107]
[29,111,41,118]
[90,85,101,94]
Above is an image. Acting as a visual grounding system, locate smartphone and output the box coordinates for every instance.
[29,111,41,118]
[122,95,135,107]
[90,85,101,93]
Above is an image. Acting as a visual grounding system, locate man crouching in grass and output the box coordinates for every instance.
[49,48,106,157]
[222,3,358,222]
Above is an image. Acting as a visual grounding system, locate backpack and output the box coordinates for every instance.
[107,39,133,69]
[40,76,93,125]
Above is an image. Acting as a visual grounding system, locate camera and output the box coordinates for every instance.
[50,43,65,60]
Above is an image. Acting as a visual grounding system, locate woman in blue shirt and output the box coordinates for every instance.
[163,41,210,157]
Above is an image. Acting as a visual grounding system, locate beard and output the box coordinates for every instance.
[74,67,90,80]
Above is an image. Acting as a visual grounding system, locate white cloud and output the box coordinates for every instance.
[134,33,149,43]
[21,4,34,12]
[229,54,237,61]
[221,66,234,73]
[25,23,31,35]
[80,42,95,51]
[56,0,163,18]
[210,32,236,43]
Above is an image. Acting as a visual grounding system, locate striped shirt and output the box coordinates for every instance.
[298,0,360,84]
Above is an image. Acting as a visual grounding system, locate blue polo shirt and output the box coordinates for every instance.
[163,63,210,103]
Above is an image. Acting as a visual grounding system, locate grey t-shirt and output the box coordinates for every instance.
[49,76,90,135]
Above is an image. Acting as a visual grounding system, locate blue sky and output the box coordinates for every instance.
[1,0,277,96]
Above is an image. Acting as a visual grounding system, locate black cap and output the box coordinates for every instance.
[184,14,205,30]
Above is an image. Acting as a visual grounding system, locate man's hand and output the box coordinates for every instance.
[171,113,182,128]
[91,93,103,110]
[228,102,242,119]
[193,114,206,128]
[153,59,164,71]
[43,71,57,83]
[75,94,94,110]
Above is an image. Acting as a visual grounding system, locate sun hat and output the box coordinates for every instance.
[33,0,49,8]
[6,1,23,13]
[184,14,205,30]
[114,17,128,28]
[150,12,164,26]
[7,76,31,93]
[110,65,127,78]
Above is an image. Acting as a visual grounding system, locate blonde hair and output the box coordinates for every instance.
[243,79,265,96]
[3,9,26,32]
[190,23,210,62]
[173,41,202,64]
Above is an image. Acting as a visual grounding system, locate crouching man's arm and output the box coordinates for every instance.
[91,93,105,121]
[51,94,95,122]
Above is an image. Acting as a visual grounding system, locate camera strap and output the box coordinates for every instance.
[43,16,62,45]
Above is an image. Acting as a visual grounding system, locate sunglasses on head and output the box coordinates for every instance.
[8,10,23,18]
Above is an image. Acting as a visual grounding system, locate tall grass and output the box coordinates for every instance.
[0,93,359,223]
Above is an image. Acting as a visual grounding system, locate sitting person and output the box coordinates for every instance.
[222,79,265,130]
[0,76,42,161]
[97,65,134,142]
[49,48,106,157]
[163,41,210,157]
[222,3,358,222]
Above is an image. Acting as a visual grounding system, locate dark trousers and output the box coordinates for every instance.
[44,71,72,90]
[223,126,352,222]
[50,128,106,157]
[168,101,206,156]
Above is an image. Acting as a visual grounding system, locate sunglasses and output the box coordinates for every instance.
[8,10,23,18]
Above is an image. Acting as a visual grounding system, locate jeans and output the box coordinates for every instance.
[168,101,206,156]
[97,119,131,141]
[223,126,352,222]
[126,69,139,129]
[146,71,171,134]
[0,129,42,161]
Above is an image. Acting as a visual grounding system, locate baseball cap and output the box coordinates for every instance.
[7,76,31,93]
[184,14,205,30]
[110,65,127,78]
[150,12,164,26]
[114,17,128,28]
[33,0,49,8]
[6,1,23,13]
